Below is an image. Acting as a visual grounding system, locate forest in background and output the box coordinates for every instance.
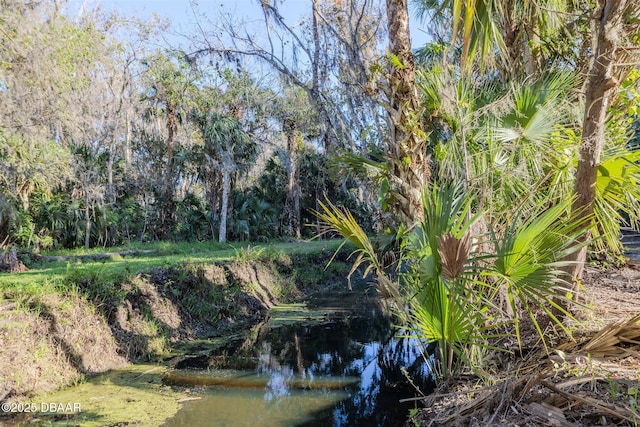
[0,0,639,257]
[0,0,389,250]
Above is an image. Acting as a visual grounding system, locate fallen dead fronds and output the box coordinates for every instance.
[577,313,640,359]
[413,314,640,426]
[540,380,637,424]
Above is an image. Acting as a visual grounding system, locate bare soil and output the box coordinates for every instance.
[411,264,640,427]
[0,294,126,401]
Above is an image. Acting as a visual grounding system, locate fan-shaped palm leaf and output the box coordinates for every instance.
[593,148,640,255]
[488,199,591,350]
[401,184,502,378]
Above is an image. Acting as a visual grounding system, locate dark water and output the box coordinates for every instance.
[162,291,435,427]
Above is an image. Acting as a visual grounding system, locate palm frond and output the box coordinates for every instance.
[489,199,591,350]
[313,198,395,295]
[332,151,388,183]
[593,148,640,255]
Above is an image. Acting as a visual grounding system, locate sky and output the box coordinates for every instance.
[73,0,430,49]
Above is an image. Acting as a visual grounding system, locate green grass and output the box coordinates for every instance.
[1,240,344,293]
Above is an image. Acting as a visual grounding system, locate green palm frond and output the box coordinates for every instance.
[489,199,591,350]
[447,0,506,71]
[406,273,503,377]
[400,184,502,378]
[313,198,398,296]
[332,151,388,183]
[594,148,640,255]
[496,73,577,146]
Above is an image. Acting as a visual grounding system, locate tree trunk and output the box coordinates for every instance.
[161,99,177,239]
[386,0,429,222]
[310,0,325,152]
[219,167,230,243]
[107,141,115,208]
[84,190,91,250]
[284,119,301,238]
[124,111,132,172]
[0,247,27,273]
[502,0,519,74]
[566,0,627,284]
[204,150,225,241]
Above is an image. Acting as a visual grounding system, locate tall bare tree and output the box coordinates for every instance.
[187,0,385,154]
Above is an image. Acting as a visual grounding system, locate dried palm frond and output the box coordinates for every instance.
[578,313,640,358]
[437,230,472,280]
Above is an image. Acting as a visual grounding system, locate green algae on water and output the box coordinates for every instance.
[33,364,186,426]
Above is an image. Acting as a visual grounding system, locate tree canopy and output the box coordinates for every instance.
[0,0,637,266]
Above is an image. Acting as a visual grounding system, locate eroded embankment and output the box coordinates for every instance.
[0,248,350,402]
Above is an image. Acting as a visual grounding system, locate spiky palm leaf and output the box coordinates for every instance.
[593,148,640,256]
[313,198,399,296]
[401,184,503,378]
[414,0,572,72]
[405,273,501,377]
[488,199,591,350]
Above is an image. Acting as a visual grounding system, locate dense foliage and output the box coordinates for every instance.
[1,0,639,387]
[0,0,378,249]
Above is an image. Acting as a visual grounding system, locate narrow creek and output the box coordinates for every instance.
[160,230,640,426]
[161,288,435,427]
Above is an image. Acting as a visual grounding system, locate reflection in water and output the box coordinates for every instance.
[164,294,435,427]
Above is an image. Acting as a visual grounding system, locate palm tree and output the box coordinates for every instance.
[141,53,198,239]
[411,0,574,75]
[413,0,640,286]
[194,111,257,243]
[416,66,581,229]
[316,183,588,379]
[385,0,431,222]
[269,84,321,239]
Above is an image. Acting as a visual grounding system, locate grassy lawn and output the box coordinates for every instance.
[0,239,344,294]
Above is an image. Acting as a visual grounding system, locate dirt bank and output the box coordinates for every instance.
[0,247,350,405]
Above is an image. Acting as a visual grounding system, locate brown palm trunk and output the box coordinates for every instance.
[386,0,429,222]
[205,165,221,238]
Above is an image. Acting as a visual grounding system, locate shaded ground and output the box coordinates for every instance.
[411,264,640,426]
